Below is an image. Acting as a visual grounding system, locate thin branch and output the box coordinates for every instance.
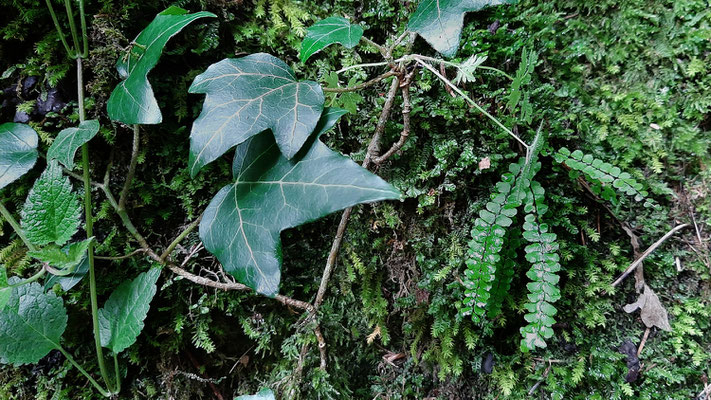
[360,36,389,60]
[118,124,140,211]
[336,60,391,74]
[160,215,203,262]
[94,249,148,261]
[374,72,414,164]
[314,75,401,310]
[611,224,691,287]
[413,57,529,150]
[323,70,398,93]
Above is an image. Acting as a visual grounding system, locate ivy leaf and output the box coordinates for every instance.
[300,17,364,62]
[407,0,511,57]
[235,388,275,400]
[188,53,325,177]
[0,281,67,365]
[44,256,89,292]
[47,120,100,169]
[107,7,216,125]
[98,268,161,353]
[0,267,9,309]
[199,109,401,296]
[0,123,38,191]
[20,161,81,246]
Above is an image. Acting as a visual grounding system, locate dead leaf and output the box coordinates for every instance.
[623,284,672,331]
[479,157,491,170]
[367,325,381,345]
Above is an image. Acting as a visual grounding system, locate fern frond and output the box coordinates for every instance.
[553,147,653,207]
[486,228,521,319]
[520,179,561,352]
[461,160,523,322]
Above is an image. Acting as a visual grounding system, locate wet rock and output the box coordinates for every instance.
[21,76,38,98]
[481,352,494,374]
[36,87,65,115]
[618,339,640,382]
[13,109,30,123]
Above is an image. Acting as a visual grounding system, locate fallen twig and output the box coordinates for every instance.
[611,224,690,287]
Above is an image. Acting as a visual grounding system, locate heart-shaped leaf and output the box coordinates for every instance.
[188,53,325,177]
[199,109,400,296]
[107,7,216,124]
[0,281,67,365]
[300,17,364,62]
[47,120,100,169]
[20,160,81,246]
[407,0,511,58]
[98,268,160,353]
[235,388,275,400]
[0,123,38,191]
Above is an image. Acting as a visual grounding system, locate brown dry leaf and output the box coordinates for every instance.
[367,325,381,344]
[478,156,491,170]
[623,284,672,331]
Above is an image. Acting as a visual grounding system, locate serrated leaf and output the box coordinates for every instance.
[407,0,511,58]
[107,7,216,124]
[98,268,161,353]
[0,123,38,191]
[0,282,67,365]
[199,109,400,296]
[47,120,100,169]
[20,161,81,246]
[44,255,89,292]
[189,53,325,176]
[300,17,363,62]
[29,239,91,272]
[235,388,275,400]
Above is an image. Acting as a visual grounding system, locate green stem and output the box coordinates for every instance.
[44,0,75,57]
[0,201,36,252]
[56,346,111,397]
[8,267,45,288]
[78,0,88,57]
[113,353,121,394]
[64,0,81,57]
[77,57,114,393]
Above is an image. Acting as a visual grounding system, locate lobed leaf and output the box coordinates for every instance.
[189,53,325,176]
[199,109,401,297]
[20,161,81,246]
[0,123,38,191]
[47,120,100,169]
[300,17,363,62]
[107,7,216,124]
[0,281,67,365]
[98,268,161,353]
[407,0,512,58]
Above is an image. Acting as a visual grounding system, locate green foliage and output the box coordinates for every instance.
[407,0,512,57]
[107,6,216,124]
[0,281,67,366]
[0,266,9,309]
[188,53,326,175]
[506,48,536,124]
[98,268,160,354]
[20,161,81,246]
[235,388,275,400]
[199,109,400,296]
[28,238,91,272]
[47,120,100,169]
[300,17,363,62]
[0,123,38,191]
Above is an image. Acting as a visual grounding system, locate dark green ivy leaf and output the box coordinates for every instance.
[107,7,216,124]
[407,0,512,58]
[199,109,401,296]
[0,281,67,365]
[300,17,364,62]
[98,268,161,354]
[188,53,325,176]
[47,120,100,169]
[0,123,38,191]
